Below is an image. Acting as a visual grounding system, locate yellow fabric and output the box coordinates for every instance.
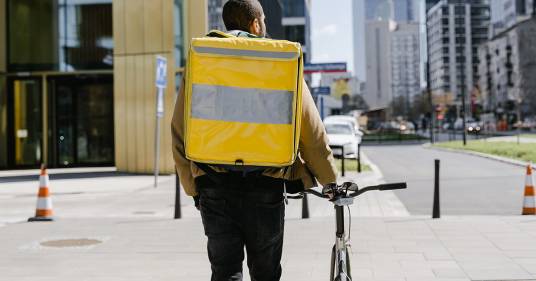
[172,79,338,197]
[184,35,303,167]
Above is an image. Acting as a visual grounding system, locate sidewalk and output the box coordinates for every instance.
[0,152,408,227]
[2,216,536,281]
[8,153,536,280]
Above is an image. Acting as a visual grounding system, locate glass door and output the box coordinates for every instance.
[48,75,114,167]
[7,77,43,168]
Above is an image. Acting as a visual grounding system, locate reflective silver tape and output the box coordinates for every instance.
[191,84,293,124]
[193,46,299,59]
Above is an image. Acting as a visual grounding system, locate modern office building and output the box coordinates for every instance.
[426,0,490,112]
[426,0,441,12]
[364,20,420,111]
[208,0,284,39]
[490,0,534,37]
[477,17,536,118]
[281,0,311,63]
[353,0,419,81]
[390,22,421,107]
[0,0,208,172]
[364,20,393,109]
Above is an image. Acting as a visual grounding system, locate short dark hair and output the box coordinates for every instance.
[222,0,264,32]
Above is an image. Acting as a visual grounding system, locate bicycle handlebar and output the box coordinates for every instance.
[302,182,407,199]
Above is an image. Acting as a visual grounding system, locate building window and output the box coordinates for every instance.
[7,0,113,72]
[174,0,185,68]
[0,76,6,168]
[284,25,305,45]
[281,0,305,17]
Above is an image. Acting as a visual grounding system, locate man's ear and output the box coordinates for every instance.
[249,18,261,36]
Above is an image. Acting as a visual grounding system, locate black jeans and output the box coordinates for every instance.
[196,175,285,281]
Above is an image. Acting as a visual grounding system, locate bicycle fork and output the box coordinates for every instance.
[332,205,352,281]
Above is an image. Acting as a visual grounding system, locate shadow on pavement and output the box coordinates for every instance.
[0,171,149,184]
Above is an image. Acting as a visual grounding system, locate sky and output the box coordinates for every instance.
[310,0,355,74]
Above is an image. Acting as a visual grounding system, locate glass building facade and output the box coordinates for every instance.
[0,0,187,169]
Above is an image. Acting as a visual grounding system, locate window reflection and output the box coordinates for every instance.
[8,0,113,71]
[0,76,6,168]
[59,0,113,71]
[174,0,185,68]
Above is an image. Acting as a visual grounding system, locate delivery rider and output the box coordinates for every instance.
[171,0,337,280]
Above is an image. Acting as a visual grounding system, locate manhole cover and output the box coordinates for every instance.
[40,239,102,248]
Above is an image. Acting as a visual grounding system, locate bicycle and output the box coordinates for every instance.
[289,181,407,281]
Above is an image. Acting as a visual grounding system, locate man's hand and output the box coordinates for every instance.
[194,195,200,210]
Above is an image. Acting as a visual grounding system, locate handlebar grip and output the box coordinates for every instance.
[378,182,407,191]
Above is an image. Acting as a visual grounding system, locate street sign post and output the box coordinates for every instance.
[154,56,167,187]
[304,62,347,74]
[313,86,331,96]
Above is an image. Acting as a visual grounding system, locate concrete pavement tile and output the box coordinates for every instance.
[514,258,536,274]
[423,249,454,261]
[506,250,536,258]
[464,267,534,281]
[432,267,467,278]
[370,252,426,262]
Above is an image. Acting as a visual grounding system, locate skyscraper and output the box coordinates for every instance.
[353,0,419,80]
[281,0,311,62]
[490,0,534,37]
[364,20,420,110]
[426,0,490,114]
[390,23,421,107]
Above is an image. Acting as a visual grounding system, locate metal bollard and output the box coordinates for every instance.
[174,169,182,219]
[357,143,362,173]
[432,159,440,219]
[302,193,310,219]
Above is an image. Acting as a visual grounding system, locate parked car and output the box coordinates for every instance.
[324,120,360,159]
[324,115,363,136]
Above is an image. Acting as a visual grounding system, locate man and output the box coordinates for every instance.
[171,0,337,280]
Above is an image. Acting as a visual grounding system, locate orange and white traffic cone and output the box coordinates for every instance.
[522,164,535,215]
[28,165,54,222]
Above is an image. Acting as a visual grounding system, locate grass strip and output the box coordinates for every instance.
[434,140,536,163]
[334,159,372,173]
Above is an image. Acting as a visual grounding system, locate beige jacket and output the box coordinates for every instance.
[171,79,338,197]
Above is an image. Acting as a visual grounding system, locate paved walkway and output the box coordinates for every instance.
[5,152,536,280]
[0,152,408,227]
[2,216,536,281]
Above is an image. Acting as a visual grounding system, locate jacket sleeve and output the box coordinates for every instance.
[299,81,338,185]
[171,78,197,196]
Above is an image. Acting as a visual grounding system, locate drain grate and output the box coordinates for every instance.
[40,238,102,248]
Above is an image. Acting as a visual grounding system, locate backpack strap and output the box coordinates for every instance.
[195,162,224,185]
[206,29,261,39]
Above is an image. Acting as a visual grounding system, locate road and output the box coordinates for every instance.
[364,144,526,215]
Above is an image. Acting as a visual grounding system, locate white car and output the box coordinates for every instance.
[324,121,360,159]
[324,115,363,136]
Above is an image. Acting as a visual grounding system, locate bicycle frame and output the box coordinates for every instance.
[332,197,352,281]
[298,181,406,281]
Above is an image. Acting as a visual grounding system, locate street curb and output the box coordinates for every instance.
[423,143,536,169]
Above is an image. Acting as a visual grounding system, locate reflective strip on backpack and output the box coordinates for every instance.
[191,84,293,124]
[193,46,299,60]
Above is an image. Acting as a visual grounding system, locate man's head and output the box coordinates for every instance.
[222,0,266,37]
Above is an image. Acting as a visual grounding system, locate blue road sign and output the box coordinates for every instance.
[155,56,168,88]
[313,87,331,96]
[304,63,347,74]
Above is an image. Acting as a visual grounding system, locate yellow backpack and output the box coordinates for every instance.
[184,30,304,168]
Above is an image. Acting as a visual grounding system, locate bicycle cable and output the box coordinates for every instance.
[346,205,351,242]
